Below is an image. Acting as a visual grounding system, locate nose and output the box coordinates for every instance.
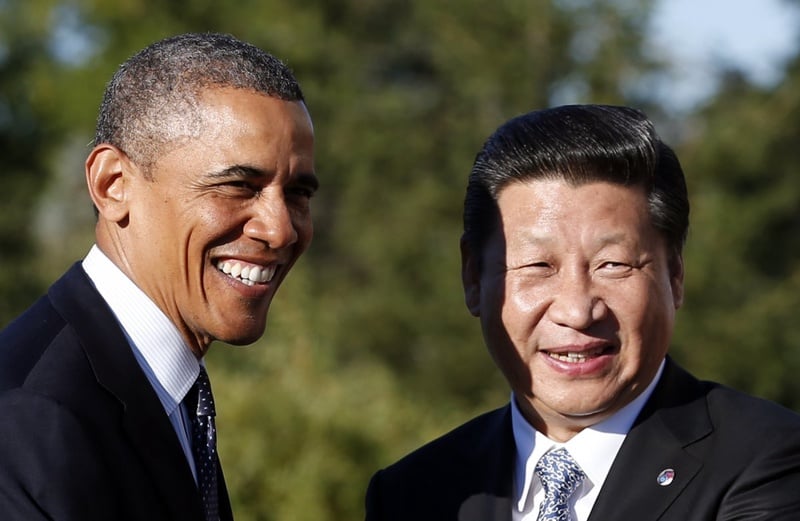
[546,270,607,330]
[243,194,298,249]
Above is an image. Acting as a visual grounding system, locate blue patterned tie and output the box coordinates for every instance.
[535,448,586,521]
[190,366,219,521]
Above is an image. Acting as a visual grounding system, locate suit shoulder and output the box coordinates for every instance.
[651,360,800,443]
[0,294,67,391]
[378,406,510,477]
[0,265,105,395]
[704,380,800,432]
[366,406,514,519]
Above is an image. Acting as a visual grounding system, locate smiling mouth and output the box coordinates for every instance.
[545,345,612,363]
[216,260,277,286]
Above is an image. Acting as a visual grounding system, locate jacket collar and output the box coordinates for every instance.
[588,358,711,521]
[49,263,208,520]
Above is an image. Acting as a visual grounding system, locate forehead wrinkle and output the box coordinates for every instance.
[510,223,633,254]
[592,232,629,248]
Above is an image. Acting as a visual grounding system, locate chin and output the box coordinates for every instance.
[231,331,266,346]
[214,323,267,346]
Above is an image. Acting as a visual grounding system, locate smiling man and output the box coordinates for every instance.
[0,33,317,521]
[365,105,800,520]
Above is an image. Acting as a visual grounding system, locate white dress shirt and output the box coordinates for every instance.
[511,361,665,521]
[82,245,201,479]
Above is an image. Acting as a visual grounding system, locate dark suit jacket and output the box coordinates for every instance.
[0,263,234,521]
[366,358,800,520]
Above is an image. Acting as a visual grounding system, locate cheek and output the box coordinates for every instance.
[502,277,549,334]
[187,197,234,223]
[613,282,676,361]
[186,203,246,244]
[479,275,548,366]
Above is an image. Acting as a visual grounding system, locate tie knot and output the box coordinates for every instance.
[193,366,216,418]
[535,448,585,498]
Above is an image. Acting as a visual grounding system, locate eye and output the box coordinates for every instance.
[510,261,554,277]
[284,182,317,208]
[286,186,315,199]
[217,180,260,195]
[596,260,633,276]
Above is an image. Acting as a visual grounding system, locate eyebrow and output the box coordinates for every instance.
[207,165,319,192]
[295,171,320,193]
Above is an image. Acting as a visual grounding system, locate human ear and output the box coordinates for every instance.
[461,235,482,317]
[85,144,131,223]
[669,251,684,309]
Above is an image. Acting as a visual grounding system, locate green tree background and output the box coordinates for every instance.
[2,1,799,519]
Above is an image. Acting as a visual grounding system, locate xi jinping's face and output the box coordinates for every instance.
[462,179,683,441]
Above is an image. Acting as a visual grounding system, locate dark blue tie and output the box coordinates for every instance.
[191,366,219,521]
[535,448,585,521]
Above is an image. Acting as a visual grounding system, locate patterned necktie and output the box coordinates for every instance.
[190,366,219,521]
[535,448,586,521]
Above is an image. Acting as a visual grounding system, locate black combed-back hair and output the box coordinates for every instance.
[464,104,689,256]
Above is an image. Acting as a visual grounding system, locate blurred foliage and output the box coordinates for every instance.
[672,61,800,407]
[2,0,800,519]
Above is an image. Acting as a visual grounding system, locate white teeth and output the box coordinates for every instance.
[547,347,606,363]
[550,352,587,363]
[216,261,276,285]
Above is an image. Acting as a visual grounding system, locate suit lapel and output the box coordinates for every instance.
[49,264,204,520]
[588,359,711,521]
[217,458,234,521]
[457,406,516,521]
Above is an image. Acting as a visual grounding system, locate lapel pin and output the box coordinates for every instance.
[657,468,675,486]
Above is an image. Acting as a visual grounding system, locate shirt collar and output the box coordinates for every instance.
[511,360,665,512]
[82,245,200,414]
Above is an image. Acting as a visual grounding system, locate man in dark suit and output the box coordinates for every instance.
[0,33,319,520]
[365,105,800,520]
